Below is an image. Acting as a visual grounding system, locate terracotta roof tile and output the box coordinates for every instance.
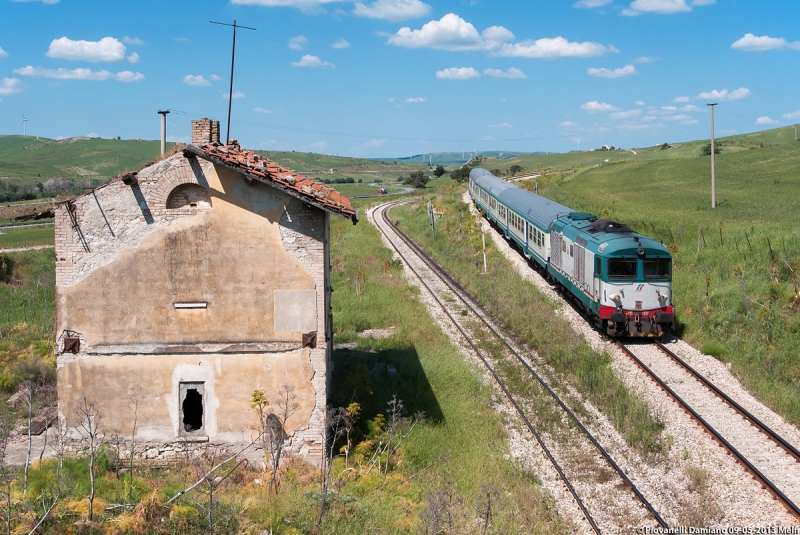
[190,142,356,221]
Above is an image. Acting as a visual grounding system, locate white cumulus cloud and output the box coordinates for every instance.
[127,52,140,64]
[14,66,143,82]
[0,78,23,96]
[488,122,513,128]
[587,64,637,78]
[222,91,246,100]
[573,0,612,7]
[211,74,221,81]
[635,100,645,106]
[354,0,431,21]
[697,87,750,101]
[731,33,800,52]
[755,116,779,125]
[622,0,691,15]
[183,75,211,86]
[288,36,307,51]
[581,101,619,113]
[0,47,8,59]
[254,107,273,114]
[231,0,343,6]
[332,38,350,48]
[609,109,642,120]
[115,71,144,82]
[388,14,513,52]
[10,0,59,4]
[291,54,333,67]
[46,36,127,62]
[783,110,800,120]
[122,36,145,46]
[479,136,496,141]
[495,36,612,59]
[483,67,526,79]
[436,67,480,79]
[403,96,428,103]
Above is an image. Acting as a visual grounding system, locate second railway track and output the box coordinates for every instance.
[371,199,669,534]
[617,339,800,518]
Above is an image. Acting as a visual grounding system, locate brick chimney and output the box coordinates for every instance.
[191,118,221,146]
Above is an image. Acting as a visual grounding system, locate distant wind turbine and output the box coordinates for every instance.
[21,115,28,136]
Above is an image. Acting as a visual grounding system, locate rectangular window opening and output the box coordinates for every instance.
[180,382,205,434]
[174,302,208,309]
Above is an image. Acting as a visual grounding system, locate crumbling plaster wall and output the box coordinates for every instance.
[56,153,330,454]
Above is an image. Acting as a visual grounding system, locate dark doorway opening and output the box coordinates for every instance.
[181,386,204,433]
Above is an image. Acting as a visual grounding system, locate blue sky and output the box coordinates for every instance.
[1,0,799,157]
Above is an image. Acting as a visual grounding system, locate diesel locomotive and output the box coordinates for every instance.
[469,168,675,337]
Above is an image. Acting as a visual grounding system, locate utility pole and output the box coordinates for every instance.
[157,110,170,155]
[211,20,256,145]
[794,124,797,142]
[707,103,717,208]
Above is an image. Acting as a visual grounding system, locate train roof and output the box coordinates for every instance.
[556,213,671,257]
[470,168,572,230]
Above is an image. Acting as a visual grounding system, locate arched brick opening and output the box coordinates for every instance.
[166,183,211,210]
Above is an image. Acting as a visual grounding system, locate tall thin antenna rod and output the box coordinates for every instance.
[211,20,256,145]
[707,103,717,208]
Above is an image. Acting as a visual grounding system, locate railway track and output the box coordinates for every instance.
[372,199,669,533]
[616,339,800,519]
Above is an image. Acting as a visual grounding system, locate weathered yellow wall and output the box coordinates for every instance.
[56,165,314,345]
[58,350,315,440]
[55,155,330,449]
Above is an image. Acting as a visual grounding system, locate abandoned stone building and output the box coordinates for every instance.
[51,118,357,457]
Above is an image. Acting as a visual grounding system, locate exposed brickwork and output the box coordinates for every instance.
[191,118,220,146]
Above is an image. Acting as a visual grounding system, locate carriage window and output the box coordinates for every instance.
[569,245,573,257]
[562,242,566,252]
[643,259,671,280]
[595,257,601,276]
[607,259,638,280]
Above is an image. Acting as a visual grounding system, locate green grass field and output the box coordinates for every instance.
[0,135,170,184]
[0,226,54,249]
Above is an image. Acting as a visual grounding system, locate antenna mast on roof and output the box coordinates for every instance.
[210,19,257,145]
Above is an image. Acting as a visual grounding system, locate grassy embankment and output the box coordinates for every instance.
[391,187,666,455]
[513,129,800,425]
[0,199,568,533]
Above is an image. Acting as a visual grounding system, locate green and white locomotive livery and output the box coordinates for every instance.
[469,168,675,337]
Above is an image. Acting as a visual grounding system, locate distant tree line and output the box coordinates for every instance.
[0,177,106,203]
[322,177,360,184]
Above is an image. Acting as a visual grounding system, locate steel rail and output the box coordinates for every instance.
[655,340,800,463]
[615,340,800,519]
[376,199,670,532]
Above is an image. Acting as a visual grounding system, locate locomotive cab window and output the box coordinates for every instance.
[607,259,637,280]
[595,257,601,276]
[643,258,671,280]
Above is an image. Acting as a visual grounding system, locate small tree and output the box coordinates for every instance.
[405,170,430,189]
[343,402,361,468]
[433,164,445,178]
[315,407,347,530]
[508,164,523,176]
[76,398,101,522]
[701,141,722,155]
[250,385,299,493]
